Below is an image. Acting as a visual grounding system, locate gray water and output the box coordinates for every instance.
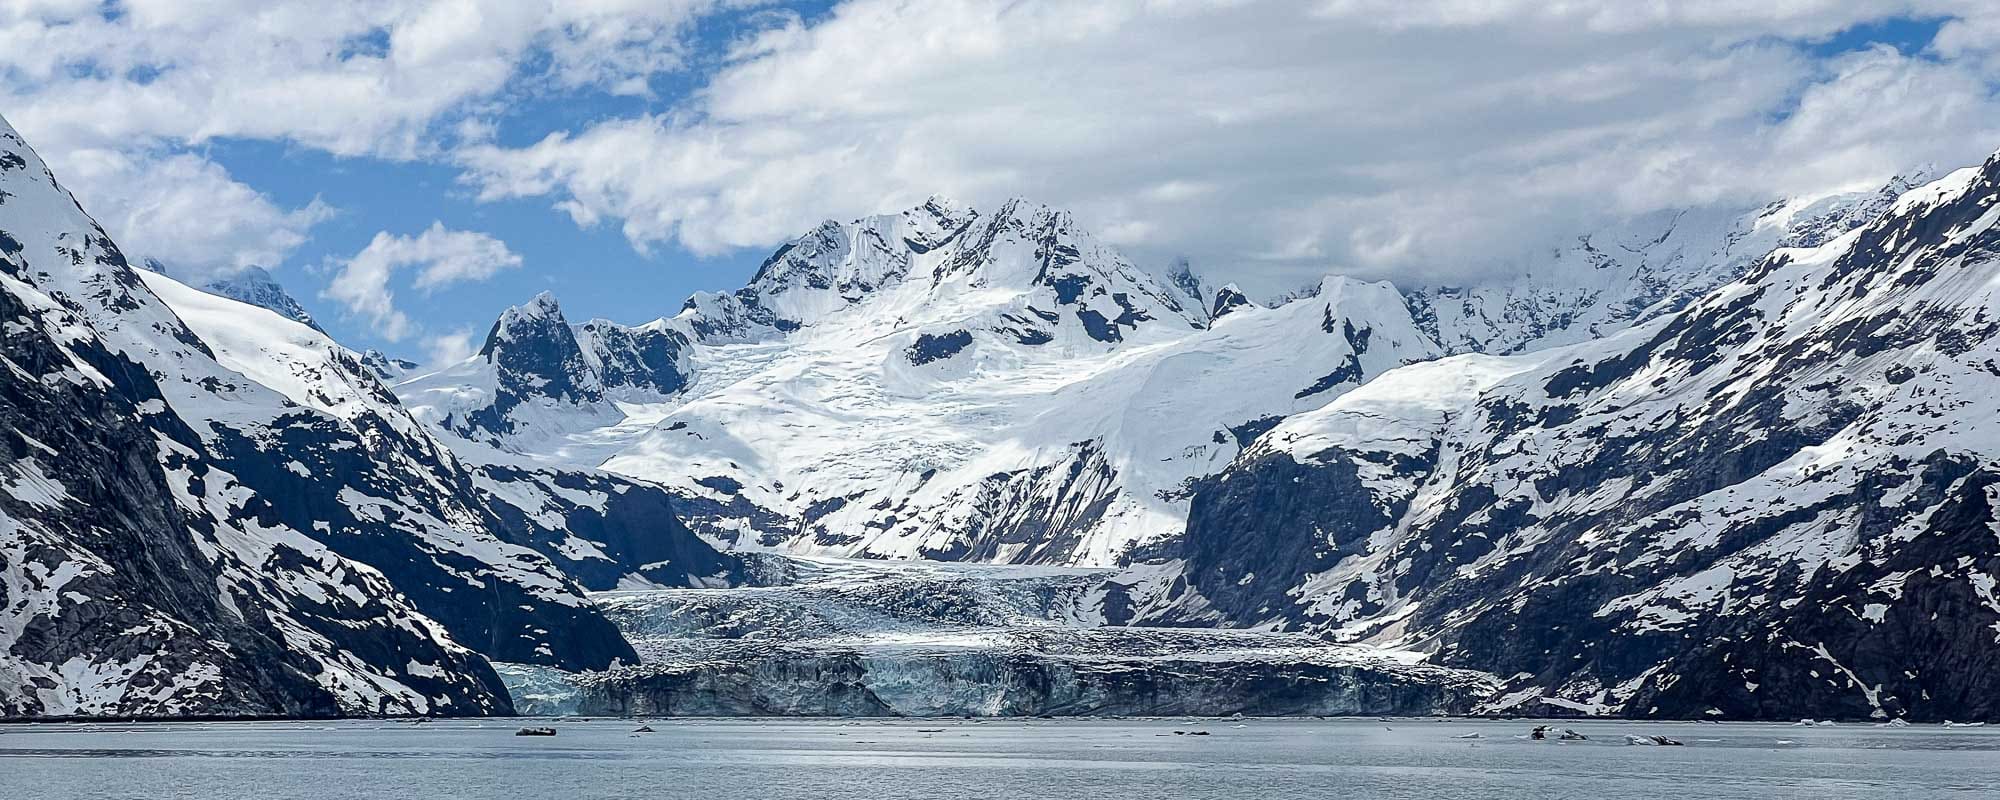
[3,718,1995,799]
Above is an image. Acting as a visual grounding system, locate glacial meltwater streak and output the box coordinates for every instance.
[4,718,1996,799]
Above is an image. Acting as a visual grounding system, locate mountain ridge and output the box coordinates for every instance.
[403,182,1914,570]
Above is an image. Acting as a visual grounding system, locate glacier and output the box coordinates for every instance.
[496,556,1493,717]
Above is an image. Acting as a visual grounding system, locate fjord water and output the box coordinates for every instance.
[4,719,1994,799]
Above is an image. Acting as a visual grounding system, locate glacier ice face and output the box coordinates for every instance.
[501,556,1493,717]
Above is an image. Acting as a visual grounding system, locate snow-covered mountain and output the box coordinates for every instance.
[1148,157,2000,721]
[403,184,1906,570]
[0,116,735,719]
[11,97,1991,721]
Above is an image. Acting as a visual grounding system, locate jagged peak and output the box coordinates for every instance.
[986,196,1073,230]
[479,291,573,358]
[495,291,566,328]
[912,193,971,222]
[1209,282,1254,320]
[360,348,420,382]
[520,290,563,317]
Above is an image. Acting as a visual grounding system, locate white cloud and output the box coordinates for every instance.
[0,0,734,296]
[422,328,479,366]
[49,148,333,283]
[323,222,522,341]
[458,0,2000,296]
[9,0,2000,301]
[0,0,733,158]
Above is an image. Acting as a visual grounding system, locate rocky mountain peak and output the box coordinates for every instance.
[481,291,568,353]
[361,349,420,382]
[476,291,600,401]
[1210,283,1253,319]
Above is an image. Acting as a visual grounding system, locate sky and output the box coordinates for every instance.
[4,1,2000,365]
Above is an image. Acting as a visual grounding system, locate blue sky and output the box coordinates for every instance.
[5,2,1998,365]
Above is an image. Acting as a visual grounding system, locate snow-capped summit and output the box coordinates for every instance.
[1164,257,1210,317]
[671,196,1206,348]
[1209,283,1254,319]
[739,194,979,323]
[400,292,610,444]
[361,349,420,382]
[478,291,604,403]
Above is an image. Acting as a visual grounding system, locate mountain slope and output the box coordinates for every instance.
[0,117,508,717]
[139,259,325,333]
[1,114,741,717]
[604,274,1438,565]
[1154,157,2000,721]
[138,270,740,653]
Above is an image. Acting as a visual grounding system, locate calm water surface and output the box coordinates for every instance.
[3,717,1994,799]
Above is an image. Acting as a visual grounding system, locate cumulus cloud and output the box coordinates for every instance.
[0,0,732,158]
[458,0,2000,296]
[421,328,480,367]
[323,222,523,341]
[49,148,334,284]
[0,0,733,293]
[9,0,2000,302]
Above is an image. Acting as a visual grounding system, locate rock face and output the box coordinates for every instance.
[0,115,737,718]
[1155,157,2000,722]
[132,270,639,676]
[497,557,1493,717]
